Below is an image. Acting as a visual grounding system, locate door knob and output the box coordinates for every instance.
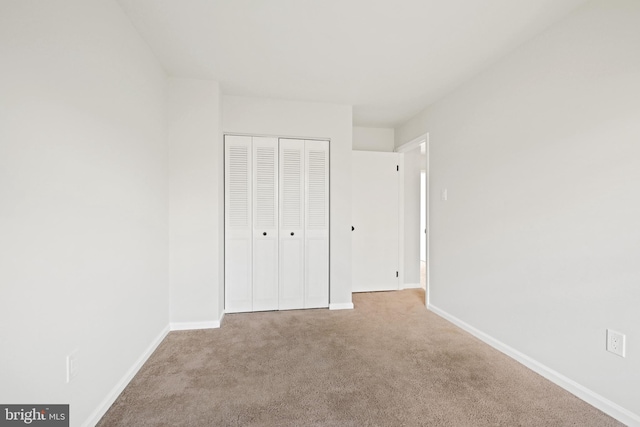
[291,232,294,236]
[263,232,267,236]
[352,226,355,231]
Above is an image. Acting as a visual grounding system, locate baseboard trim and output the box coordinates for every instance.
[428,304,640,427]
[402,282,421,290]
[329,302,354,310]
[82,325,170,427]
[170,312,225,331]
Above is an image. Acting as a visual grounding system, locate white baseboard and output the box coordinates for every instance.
[402,282,421,289]
[170,312,225,331]
[329,302,354,310]
[428,304,640,427]
[82,325,170,427]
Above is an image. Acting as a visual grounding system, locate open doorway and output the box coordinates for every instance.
[402,145,422,290]
[396,134,428,306]
[420,169,426,290]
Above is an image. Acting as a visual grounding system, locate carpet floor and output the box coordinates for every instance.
[98,289,623,426]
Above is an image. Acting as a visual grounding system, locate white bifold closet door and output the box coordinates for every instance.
[225,136,329,313]
[303,139,330,308]
[224,135,253,313]
[279,139,330,310]
[278,139,305,310]
[252,137,279,311]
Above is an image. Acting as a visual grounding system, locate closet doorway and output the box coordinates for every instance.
[224,135,330,313]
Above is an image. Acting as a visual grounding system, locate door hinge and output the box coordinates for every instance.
[396,271,399,277]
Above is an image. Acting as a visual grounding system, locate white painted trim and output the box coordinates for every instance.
[170,312,225,331]
[225,132,331,143]
[329,302,354,310]
[395,132,428,153]
[402,282,421,290]
[428,304,640,427]
[82,325,170,427]
[425,134,430,308]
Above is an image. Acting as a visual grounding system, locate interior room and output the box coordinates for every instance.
[1,1,638,426]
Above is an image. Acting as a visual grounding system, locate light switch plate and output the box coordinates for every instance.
[66,350,79,383]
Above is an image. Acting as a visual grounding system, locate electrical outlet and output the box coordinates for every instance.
[606,329,626,357]
[66,350,78,383]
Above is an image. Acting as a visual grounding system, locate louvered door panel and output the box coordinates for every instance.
[224,135,252,313]
[252,137,279,311]
[304,140,329,308]
[278,139,305,310]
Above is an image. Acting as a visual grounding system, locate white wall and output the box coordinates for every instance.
[168,78,223,328]
[0,1,169,426]
[395,0,640,423]
[403,147,421,288]
[352,126,395,152]
[223,96,353,308]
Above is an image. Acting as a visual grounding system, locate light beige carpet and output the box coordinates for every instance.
[98,289,623,426]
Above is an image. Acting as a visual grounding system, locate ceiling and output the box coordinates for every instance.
[117,0,588,128]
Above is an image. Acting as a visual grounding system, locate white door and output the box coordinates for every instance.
[304,140,329,308]
[351,151,400,292]
[224,135,253,313]
[279,139,305,310]
[252,137,279,311]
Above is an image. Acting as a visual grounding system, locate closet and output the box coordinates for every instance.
[224,135,329,313]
